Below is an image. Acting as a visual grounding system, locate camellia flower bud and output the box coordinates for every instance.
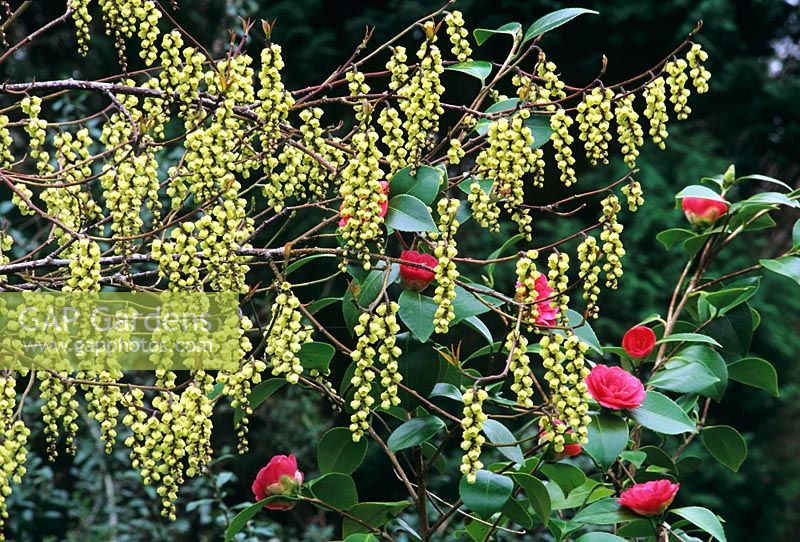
[251,454,304,510]
[399,250,438,291]
[622,325,657,359]
[585,364,645,410]
[618,479,680,516]
[681,196,728,228]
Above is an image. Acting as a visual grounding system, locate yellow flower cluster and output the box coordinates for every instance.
[21,96,52,176]
[386,46,409,91]
[576,87,614,165]
[686,43,711,94]
[614,93,644,168]
[0,375,30,540]
[459,387,488,483]
[258,44,295,151]
[507,329,534,407]
[643,77,669,150]
[159,31,207,126]
[39,372,79,459]
[349,302,403,441]
[665,59,691,120]
[447,138,465,165]
[600,194,625,289]
[577,236,601,318]
[266,282,313,384]
[445,11,472,62]
[547,252,570,324]
[432,198,461,334]
[63,238,102,292]
[535,56,568,102]
[70,0,92,56]
[550,108,577,186]
[97,0,162,66]
[468,182,500,233]
[0,115,13,169]
[538,332,591,452]
[515,249,541,331]
[347,69,372,123]
[83,369,124,454]
[398,37,445,167]
[337,129,387,269]
[378,105,407,174]
[621,180,644,211]
[475,110,537,239]
[0,233,12,282]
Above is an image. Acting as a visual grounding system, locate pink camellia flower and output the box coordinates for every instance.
[681,196,728,228]
[338,180,390,227]
[399,249,438,291]
[585,364,646,410]
[622,325,657,359]
[252,454,304,510]
[515,274,559,327]
[619,479,680,516]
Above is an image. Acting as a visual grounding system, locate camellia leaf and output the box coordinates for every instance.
[727,356,779,396]
[502,498,533,529]
[308,472,358,510]
[670,506,727,542]
[575,534,628,542]
[565,309,603,354]
[509,472,550,525]
[234,378,287,425]
[648,358,720,396]
[398,290,438,343]
[225,495,302,541]
[656,228,696,250]
[299,342,335,374]
[523,114,555,150]
[430,382,462,402]
[385,194,437,232]
[522,8,598,45]
[675,185,724,203]
[655,333,721,347]
[792,218,800,249]
[386,416,446,452]
[459,470,514,518]
[452,284,505,323]
[736,173,792,191]
[341,501,411,538]
[445,60,492,84]
[700,425,747,472]
[572,498,638,525]
[584,414,629,469]
[760,256,800,286]
[317,427,368,475]
[473,22,522,46]
[539,463,586,497]
[629,391,696,435]
[738,191,799,209]
[285,253,336,275]
[464,315,493,345]
[670,345,728,401]
[388,165,443,205]
[482,419,524,466]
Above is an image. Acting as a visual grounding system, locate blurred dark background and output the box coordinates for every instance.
[1,0,799,540]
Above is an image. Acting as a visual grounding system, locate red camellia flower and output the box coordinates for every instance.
[618,479,680,516]
[622,325,657,359]
[338,180,390,227]
[681,196,728,228]
[585,364,646,410]
[399,249,438,291]
[515,274,559,327]
[251,454,304,510]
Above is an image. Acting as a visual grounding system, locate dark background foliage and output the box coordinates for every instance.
[2,0,799,540]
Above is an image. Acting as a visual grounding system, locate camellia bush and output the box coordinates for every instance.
[0,1,798,541]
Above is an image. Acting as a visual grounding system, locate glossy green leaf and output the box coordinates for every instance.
[523,114,554,150]
[357,265,400,306]
[629,391,696,435]
[398,290,437,342]
[452,284,505,323]
[308,472,358,510]
[445,60,492,84]
[299,342,335,374]
[285,253,336,275]
[343,535,379,542]
[482,419,524,465]
[619,450,647,468]
[459,470,514,518]
[573,498,638,525]
[639,445,676,472]
[341,501,411,538]
[657,228,696,250]
[307,296,340,315]
[388,165,443,205]
[387,416,445,452]
[509,472,550,525]
[385,194,437,232]
[738,191,799,208]
[458,176,493,195]
[522,8,598,45]
[736,173,792,191]
[225,495,302,541]
[565,309,603,354]
[727,357,779,396]
[760,256,800,286]
[575,533,628,542]
[318,427,368,474]
[464,315,493,345]
[473,22,522,46]
[670,345,728,401]
[234,378,287,425]
[675,185,723,202]
[502,498,534,529]
[701,425,747,472]
[670,506,727,542]
[430,383,462,402]
[584,414,629,469]
[648,358,720,395]
[792,218,800,248]
[540,463,586,497]
[655,333,721,347]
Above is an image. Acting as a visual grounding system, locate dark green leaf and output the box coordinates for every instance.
[286,254,336,275]
[445,60,492,84]
[464,315,493,345]
[398,290,438,342]
[308,472,358,510]
[385,194,437,232]
[727,357,779,396]
[523,114,554,150]
[234,379,287,425]
[619,450,647,468]
[738,191,799,208]
[657,228,696,250]
[670,506,727,542]
[387,416,445,452]
[299,342,335,374]
[473,22,522,46]
[458,176,493,195]
[573,498,638,525]
[760,256,800,286]
[736,173,792,191]
[655,333,721,347]
[629,391,696,435]
[452,284,505,323]
[502,498,534,529]
[565,309,603,354]
[509,472,550,525]
[584,414,629,469]
[575,534,629,542]
[430,383,462,401]
[459,470,514,518]
[318,427,368,475]
[648,358,720,396]
[388,166,443,205]
[307,297,340,315]
[482,419,524,465]
[225,495,302,541]
[792,218,800,248]
[522,8,598,45]
[342,501,411,538]
[540,463,586,497]
[701,425,747,472]
[639,445,676,472]
[670,346,728,401]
